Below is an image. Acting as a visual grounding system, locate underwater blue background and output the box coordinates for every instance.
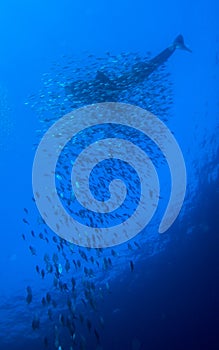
[0,0,218,349]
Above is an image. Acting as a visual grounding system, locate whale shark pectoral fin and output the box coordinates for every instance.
[96,71,111,83]
[173,34,192,53]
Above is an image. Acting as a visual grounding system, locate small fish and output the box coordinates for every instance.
[39,232,44,240]
[62,283,69,291]
[23,218,29,225]
[134,241,140,249]
[52,235,58,243]
[35,265,40,274]
[41,269,45,279]
[41,297,46,306]
[94,328,100,343]
[67,297,72,310]
[86,319,92,332]
[44,253,50,263]
[81,298,87,307]
[130,260,134,272]
[29,245,36,256]
[53,277,58,288]
[128,243,133,251]
[79,249,88,261]
[58,280,63,291]
[21,234,26,240]
[65,259,71,272]
[52,253,58,264]
[79,313,84,323]
[71,277,76,291]
[62,251,66,260]
[26,286,32,294]
[46,262,53,274]
[24,208,28,214]
[58,263,62,274]
[89,297,96,311]
[46,292,51,303]
[103,257,109,270]
[108,257,112,267]
[59,313,65,326]
[48,308,53,320]
[111,249,117,257]
[43,337,48,347]
[32,316,40,330]
[106,282,110,292]
[26,293,32,304]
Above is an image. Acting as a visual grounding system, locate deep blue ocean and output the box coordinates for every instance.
[0,1,218,349]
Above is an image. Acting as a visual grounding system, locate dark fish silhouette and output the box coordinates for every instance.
[86,318,92,332]
[65,35,191,105]
[46,292,51,303]
[94,328,100,343]
[29,245,36,255]
[130,260,134,272]
[26,286,32,304]
[43,337,48,347]
[41,297,46,306]
[22,218,29,225]
[23,207,28,214]
[39,232,44,240]
[32,315,40,330]
[41,269,45,279]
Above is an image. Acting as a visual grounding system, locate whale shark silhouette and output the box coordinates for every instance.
[65,35,191,105]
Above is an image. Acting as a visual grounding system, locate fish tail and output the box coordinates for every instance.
[173,34,192,52]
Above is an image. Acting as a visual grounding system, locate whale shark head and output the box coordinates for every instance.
[173,34,192,52]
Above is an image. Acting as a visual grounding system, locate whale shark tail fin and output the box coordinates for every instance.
[173,34,192,52]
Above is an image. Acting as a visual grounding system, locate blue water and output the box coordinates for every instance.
[0,0,218,349]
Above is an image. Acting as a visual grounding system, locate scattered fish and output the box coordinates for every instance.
[22,35,191,350]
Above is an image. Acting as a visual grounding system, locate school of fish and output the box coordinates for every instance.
[23,49,173,349]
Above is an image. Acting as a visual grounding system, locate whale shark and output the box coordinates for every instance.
[65,35,191,105]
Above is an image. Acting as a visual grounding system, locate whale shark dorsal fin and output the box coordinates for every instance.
[173,34,192,52]
[96,71,111,83]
